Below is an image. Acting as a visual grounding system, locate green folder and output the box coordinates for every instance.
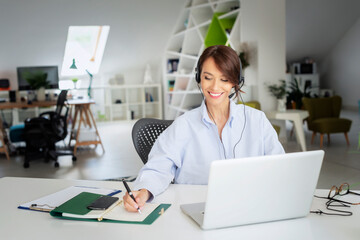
[50,192,171,225]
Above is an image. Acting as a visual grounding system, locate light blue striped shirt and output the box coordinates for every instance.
[134,100,285,199]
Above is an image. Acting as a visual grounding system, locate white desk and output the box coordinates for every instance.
[0,177,359,240]
[266,110,309,151]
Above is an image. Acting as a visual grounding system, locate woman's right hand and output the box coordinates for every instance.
[123,188,151,212]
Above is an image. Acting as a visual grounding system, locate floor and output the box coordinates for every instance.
[0,110,359,190]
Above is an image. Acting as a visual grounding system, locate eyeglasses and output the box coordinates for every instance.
[327,183,360,205]
[313,182,360,216]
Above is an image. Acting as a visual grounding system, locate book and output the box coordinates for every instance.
[50,192,171,225]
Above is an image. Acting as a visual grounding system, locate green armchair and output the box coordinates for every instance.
[303,96,352,147]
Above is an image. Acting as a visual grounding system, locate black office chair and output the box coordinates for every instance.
[132,118,173,164]
[23,90,76,168]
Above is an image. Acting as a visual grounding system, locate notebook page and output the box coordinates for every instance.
[104,202,160,222]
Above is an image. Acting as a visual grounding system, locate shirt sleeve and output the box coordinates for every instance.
[261,112,285,155]
[133,117,186,200]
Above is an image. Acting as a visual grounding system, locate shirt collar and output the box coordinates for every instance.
[200,100,236,128]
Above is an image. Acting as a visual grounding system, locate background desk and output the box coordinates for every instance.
[0,177,359,240]
[266,110,309,151]
[67,99,104,156]
[0,101,56,125]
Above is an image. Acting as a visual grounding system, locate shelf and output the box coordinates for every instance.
[128,102,144,106]
[175,20,212,36]
[167,90,200,94]
[108,84,160,89]
[165,73,193,78]
[166,51,198,60]
[185,0,237,10]
[144,101,160,105]
[163,0,240,119]
[217,8,240,19]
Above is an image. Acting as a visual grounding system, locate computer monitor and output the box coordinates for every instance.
[17,66,59,90]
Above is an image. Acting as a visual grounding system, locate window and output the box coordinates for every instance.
[61,26,110,76]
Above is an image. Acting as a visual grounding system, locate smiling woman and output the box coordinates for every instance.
[122,45,285,213]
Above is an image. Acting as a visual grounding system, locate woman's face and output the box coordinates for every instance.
[200,57,234,108]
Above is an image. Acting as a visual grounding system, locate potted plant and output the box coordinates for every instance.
[239,52,249,70]
[23,71,49,101]
[72,78,79,89]
[286,78,311,109]
[238,43,250,70]
[267,80,286,111]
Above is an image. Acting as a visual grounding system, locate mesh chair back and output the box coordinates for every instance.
[132,118,173,164]
[52,90,69,140]
[55,90,68,116]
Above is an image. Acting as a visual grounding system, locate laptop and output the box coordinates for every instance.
[180,150,324,230]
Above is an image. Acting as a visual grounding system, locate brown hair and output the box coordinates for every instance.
[197,45,241,96]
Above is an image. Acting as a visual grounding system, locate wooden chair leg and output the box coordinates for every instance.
[320,134,324,148]
[4,146,10,160]
[327,133,331,144]
[0,137,10,161]
[344,132,350,146]
[311,132,316,144]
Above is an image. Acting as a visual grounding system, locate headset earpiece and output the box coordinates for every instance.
[195,61,201,83]
[195,71,200,84]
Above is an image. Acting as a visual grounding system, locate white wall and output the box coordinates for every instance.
[320,17,360,109]
[286,0,360,64]
[241,0,286,111]
[0,0,185,89]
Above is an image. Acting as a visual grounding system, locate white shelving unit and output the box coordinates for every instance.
[163,0,241,119]
[67,84,162,121]
[285,73,320,97]
[104,84,162,121]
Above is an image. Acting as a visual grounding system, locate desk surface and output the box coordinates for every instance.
[0,177,359,240]
[266,109,309,120]
[67,99,95,105]
[0,101,57,109]
[0,99,95,109]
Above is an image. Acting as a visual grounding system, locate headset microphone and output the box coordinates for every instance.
[228,91,236,99]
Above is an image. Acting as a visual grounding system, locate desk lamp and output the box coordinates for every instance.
[70,59,93,98]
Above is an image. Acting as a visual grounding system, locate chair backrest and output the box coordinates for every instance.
[132,118,173,164]
[303,96,342,123]
[53,90,69,140]
[237,101,261,110]
[55,90,68,116]
[25,90,69,143]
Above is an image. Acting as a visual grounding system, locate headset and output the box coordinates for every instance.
[195,51,246,159]
[195,55,244,98]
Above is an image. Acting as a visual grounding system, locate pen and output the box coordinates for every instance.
[122,179,142,214]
